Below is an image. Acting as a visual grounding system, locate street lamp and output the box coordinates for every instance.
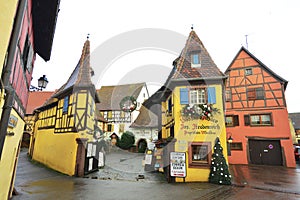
[227,133,233,156]
[30,75,49,91]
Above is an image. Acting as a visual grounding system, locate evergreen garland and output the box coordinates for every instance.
[208,137,231,185]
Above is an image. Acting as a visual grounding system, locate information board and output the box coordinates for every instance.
[170,152,186,177]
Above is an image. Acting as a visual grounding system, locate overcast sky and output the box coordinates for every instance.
[33,0,300,113]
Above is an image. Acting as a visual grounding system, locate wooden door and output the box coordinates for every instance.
[249,139,282,166]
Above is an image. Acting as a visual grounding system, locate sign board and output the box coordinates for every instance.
[170,152,186,177]
[145,154,152,165]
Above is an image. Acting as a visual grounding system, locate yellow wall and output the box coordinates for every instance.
[0,109,25,199]
[163,85,228,182]
[32,128,80,176]
[32,90,97,175]
[0,0,18,76]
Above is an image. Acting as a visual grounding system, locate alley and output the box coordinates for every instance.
[12,148,300,200]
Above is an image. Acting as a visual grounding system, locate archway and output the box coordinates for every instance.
[137,139,147,153]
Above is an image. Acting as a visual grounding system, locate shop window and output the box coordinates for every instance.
[247,87,264,100]
[188,142,211,167]
[230,142,243,150]
[225,115,239,127]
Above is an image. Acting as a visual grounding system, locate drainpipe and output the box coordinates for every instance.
[0,0,27,159]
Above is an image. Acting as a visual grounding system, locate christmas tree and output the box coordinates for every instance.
[208,137,231,185]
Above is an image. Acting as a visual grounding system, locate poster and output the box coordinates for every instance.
[170,152,186,177]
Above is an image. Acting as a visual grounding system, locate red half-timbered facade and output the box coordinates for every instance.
[225,47,295,167]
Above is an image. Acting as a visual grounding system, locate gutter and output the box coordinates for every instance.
[0,0,27,159]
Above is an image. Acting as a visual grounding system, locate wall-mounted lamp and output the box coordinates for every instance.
[228,135,233,143]
[30,75,49,91]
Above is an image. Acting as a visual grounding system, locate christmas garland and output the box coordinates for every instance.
[181,104,220,121]
[119,96,137,112]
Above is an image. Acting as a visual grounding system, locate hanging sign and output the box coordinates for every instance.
[170,152,186,177]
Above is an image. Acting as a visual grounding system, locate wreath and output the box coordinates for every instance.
[181,104,220,121]
[119,96,137,112]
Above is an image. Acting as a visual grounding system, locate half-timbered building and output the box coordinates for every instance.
[31,38,102,176]
[0,0,60,198]
[96,83,149,139]
[152,29,228,182]
[225,47,296,167]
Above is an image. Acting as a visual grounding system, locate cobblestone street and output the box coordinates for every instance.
[12,148,300,199]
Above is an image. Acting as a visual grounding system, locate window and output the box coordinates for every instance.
[188,142,211,167]
[168,97,172,114]
[107,124,113,132]
[63,96,69,113]
[247,87,264,100]
[245,68,252,75]
[191,54,200,65]
[230,142,243,150]
[180,87,216,105]
[190,88,206,104]
[22,35,34,72]
[225,115,239,127]
[225,90,232,101]
[119,124,125,133]
[245,114,272,126]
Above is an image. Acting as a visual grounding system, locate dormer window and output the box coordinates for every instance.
[191,53,201,67]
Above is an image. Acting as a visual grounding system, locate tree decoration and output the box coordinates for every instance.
[209,137,231,185]
[181,104,220,121]
[119,96,137,112]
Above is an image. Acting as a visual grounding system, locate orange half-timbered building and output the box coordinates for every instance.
[225,47,295,168]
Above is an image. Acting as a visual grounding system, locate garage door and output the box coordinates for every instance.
[249,139,283,166]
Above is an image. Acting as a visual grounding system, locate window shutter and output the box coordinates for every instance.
[180,88,189,104]
[233,115,239,126]
[244,115,250,126]
[207,87,216,104]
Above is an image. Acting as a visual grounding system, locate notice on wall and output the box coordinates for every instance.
[145,154,152,165]
[170,152,186,177]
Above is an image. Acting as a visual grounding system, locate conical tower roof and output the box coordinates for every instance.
[52,38,98,101]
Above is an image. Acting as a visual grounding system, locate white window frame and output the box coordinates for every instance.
[190,88,206,104]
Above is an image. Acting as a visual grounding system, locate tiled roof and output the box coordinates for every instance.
[172,30,225,80]
[289,113,300,130]
[97,83,146,111]
[130,105,158,128]
[51,39,99,102]
[26,91,54,114]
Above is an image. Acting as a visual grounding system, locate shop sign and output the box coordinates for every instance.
[8,115,18,128]
[170,152,186,177]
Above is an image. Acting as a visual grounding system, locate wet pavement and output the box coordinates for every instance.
[12,148,300,199]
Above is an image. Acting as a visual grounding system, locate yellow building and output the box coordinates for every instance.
[31,38,101,176]
[0,0,60,199]
[155,30,228,182]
